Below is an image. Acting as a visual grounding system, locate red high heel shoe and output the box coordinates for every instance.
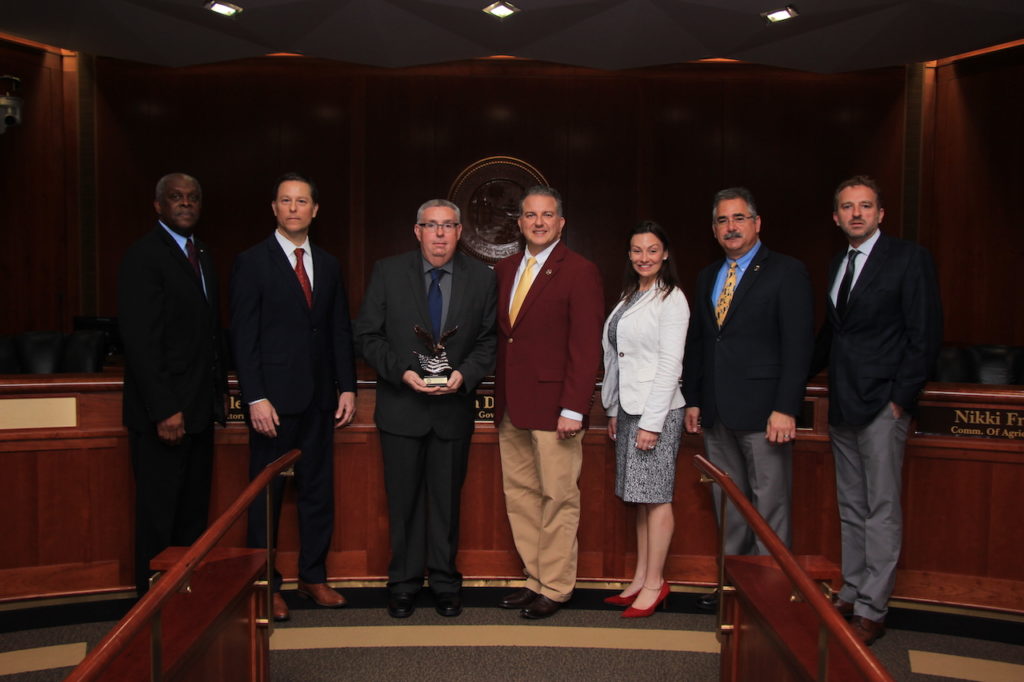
[621,582,670,618]
[603,591,639,606]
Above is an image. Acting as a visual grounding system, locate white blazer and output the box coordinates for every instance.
[601,285,689,433]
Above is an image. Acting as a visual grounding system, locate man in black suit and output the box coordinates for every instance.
[355,199,496,619]
[119,172,227,597]
[683,187,814,609]
[230,173,357,622]
[812,175,942,644]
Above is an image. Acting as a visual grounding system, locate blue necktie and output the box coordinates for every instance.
[428,268,443,340]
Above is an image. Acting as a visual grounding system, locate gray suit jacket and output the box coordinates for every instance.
[355,250,497,439]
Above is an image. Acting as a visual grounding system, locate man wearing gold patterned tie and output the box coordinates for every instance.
[682,187,813,611]
[230,173,357,622]
[493,186,605,619]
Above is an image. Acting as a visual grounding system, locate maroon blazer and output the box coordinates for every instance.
[494,240,605,430]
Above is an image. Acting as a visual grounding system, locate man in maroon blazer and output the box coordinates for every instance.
[493,186,605,619]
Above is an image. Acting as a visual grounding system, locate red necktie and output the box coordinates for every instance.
[294,247,313,308]
[185,239,202,280]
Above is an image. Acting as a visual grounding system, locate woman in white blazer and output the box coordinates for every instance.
[601,221,690,618]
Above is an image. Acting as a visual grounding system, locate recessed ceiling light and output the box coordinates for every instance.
[762,5,798,24]
[204,1,243,18]
[483,2,520,20]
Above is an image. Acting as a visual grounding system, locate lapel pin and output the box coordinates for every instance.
[545,269,553,275]
[753,265,761,271]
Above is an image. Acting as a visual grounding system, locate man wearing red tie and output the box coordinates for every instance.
[493,186,605,619]
[230,173,357,622]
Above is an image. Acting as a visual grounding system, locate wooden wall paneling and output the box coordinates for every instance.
[986,461,1024,578]
[901,446,991,576]
[926,47,1024,346]
[0,40,76,334]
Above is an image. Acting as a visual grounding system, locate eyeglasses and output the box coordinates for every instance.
[715,214,755,226]
[416,222,460,231]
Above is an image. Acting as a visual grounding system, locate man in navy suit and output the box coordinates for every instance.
[683,187,814,610]
[356,199,496,619]
[119,172,227,597]
[231,173,357,622]
[812,175,942,644]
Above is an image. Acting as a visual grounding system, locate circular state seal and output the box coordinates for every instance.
[448,156,548,264]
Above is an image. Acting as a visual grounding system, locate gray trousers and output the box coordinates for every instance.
[830,405,910,621]
[704,421,792,556]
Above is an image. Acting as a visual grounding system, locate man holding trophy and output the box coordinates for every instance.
[356,199,497,619]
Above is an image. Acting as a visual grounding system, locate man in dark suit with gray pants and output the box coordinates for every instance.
[231,173,357,622]
[812,175,942,644]
[356,199,496,619]
[119,172,227,597]
[683,187,814,610]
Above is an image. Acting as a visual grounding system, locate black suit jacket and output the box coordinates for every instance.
[119,224,226,432]
[230,234,356,415]
[355,250,497,439]
[682,243,814,431]
[811,233,942,427]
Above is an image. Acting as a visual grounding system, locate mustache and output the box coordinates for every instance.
[723,230,742,239]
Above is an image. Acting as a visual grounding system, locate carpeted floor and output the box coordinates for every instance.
[1,587,1022,681]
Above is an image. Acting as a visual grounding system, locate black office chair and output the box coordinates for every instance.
[15,331,65,374]
[966,345,1024,385]
[932,345,972,383]
[0,335,21,373]
[60,330,109,373]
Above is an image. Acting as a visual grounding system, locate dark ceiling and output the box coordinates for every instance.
[2,0,1024,73]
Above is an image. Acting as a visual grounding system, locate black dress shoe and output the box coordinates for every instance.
[387,593,416,618]
[521,594,563,619]
[696,590,719,613]
[434,592,462,617]
[499,587,539,609]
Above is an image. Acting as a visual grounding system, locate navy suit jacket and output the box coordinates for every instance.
[812,233,942,427]
[682,244,814,432]
[355,250,497,439]
[230,233,356,415]
[119,224,226,433]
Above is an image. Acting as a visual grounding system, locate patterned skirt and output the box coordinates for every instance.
[614,406,683,504]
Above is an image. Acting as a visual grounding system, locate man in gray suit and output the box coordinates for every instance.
[356,199,497,619]
[812,175,942,644]
[683,187,814,611]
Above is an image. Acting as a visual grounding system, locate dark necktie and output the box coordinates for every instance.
[185,239,202,280]
[836,249,859,318]
[294,247,313,308]
[428,268,444,340]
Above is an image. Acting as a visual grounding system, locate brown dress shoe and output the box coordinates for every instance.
[521,594,563,619]
[499,587,539,609]
[297,581,347,608]
[853,616,886,645]
[272,592,290,622]
[834,598,855,618]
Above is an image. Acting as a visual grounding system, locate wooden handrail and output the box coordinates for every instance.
[66,448,301,681]
[692,454,894,682]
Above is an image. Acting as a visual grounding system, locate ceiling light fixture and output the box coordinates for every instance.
[204,1,243,18]
[761,5,798,24]
[482,2,520,20]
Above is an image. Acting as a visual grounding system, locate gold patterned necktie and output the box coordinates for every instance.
[509,256,537,324]
[715,261,737,327]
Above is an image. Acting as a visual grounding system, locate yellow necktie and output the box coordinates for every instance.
[509,256,537,324]
[715,262,737,327]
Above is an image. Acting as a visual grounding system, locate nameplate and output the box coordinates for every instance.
[0,397,77,429]
[226,394,246,423]
[475,389,494,423]
[916,406,1024,440]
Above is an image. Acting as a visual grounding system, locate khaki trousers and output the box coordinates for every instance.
[498,417,584,602]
